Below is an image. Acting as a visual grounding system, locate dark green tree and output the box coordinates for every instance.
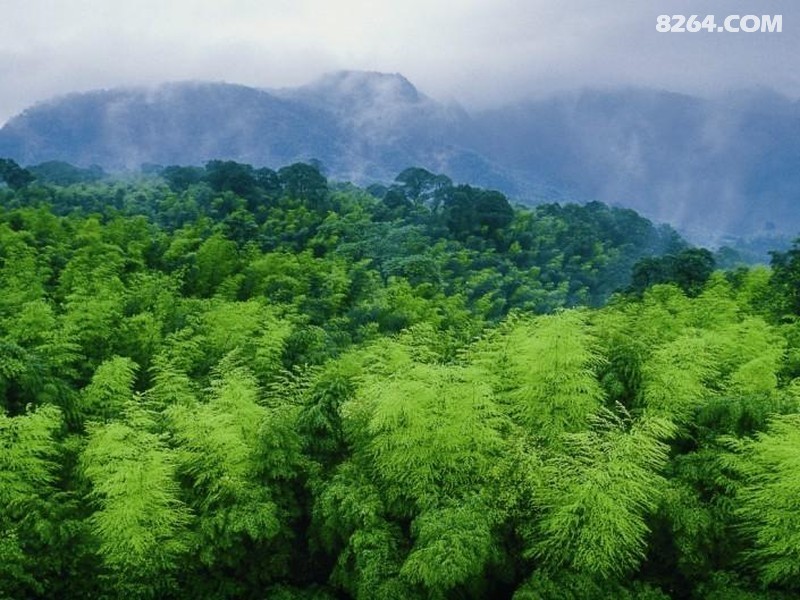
[278,163,329,210]
[0,158,35,190]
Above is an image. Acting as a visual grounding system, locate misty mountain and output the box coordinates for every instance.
[0,82,344,171]
[469,88,800,243]
[1,71,799,240]
[272,71,516,188]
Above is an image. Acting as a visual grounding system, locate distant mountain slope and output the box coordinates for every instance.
[272,71,516,188]
[470,88,800,242]
[0,82,343,169]
[1,71,799,240]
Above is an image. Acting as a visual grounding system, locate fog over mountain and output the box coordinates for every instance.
[1,71,799,242]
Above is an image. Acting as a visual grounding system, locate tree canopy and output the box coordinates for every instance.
[0,159,797,598]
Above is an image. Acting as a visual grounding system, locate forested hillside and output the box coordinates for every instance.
[1,159,799,599]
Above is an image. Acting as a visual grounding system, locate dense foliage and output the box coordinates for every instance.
[1,159,799,598]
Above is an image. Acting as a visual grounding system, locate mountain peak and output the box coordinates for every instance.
[301,70,422,105]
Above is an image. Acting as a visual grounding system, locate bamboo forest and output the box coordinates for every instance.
[2,159,800,599]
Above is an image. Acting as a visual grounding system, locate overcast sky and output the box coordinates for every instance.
[0,0,797,124]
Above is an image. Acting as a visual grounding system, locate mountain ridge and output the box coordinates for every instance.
[1,70,799,241]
